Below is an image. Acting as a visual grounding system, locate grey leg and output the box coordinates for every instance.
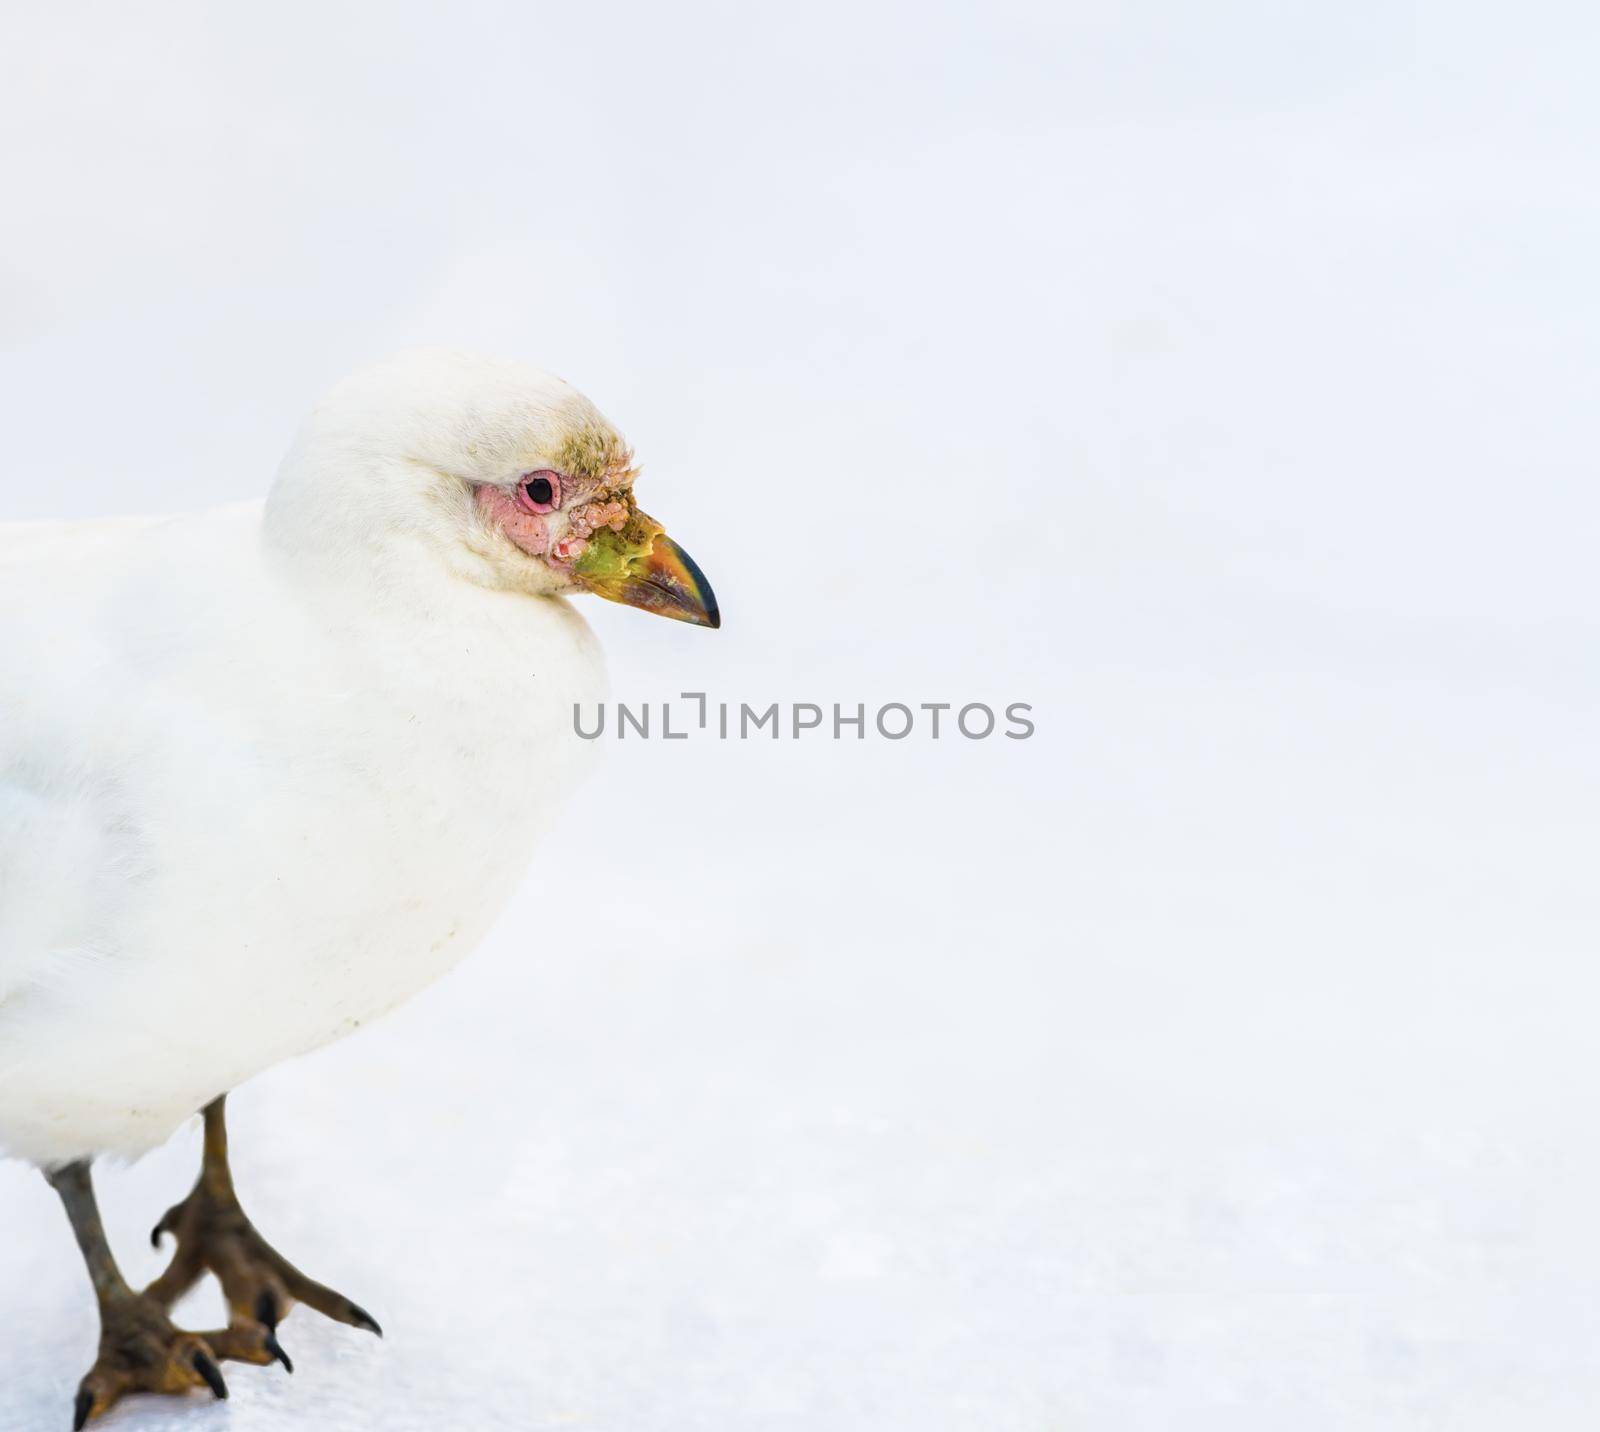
[45,1160,228,1428]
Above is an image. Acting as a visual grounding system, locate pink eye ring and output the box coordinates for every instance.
[516,470,561,513]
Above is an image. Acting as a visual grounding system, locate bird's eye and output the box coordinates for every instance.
[517,471,561,513]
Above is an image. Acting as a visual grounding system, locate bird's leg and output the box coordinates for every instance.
[46,1160,229,1429]
[146,1094,381,1374]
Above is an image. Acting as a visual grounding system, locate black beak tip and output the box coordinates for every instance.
[672,541,720,630]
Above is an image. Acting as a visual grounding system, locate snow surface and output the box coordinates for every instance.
[5,1,1600,1427]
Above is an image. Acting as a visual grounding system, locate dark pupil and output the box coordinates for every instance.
[526,476,554,505]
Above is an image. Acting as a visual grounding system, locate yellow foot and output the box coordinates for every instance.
[73,1292,227,1427]
[146,1176,381,1376]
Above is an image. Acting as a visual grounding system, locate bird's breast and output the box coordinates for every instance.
[156,587,608,1062]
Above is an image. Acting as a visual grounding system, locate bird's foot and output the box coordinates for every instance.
[72,1291,228,1428]
[146,1176,380,1375]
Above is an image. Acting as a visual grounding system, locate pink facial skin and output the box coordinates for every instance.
[557,496,630,564]
[475,476,634,572]
[476,483,553,560]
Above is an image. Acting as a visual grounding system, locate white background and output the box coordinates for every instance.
[2,2,1598,1428]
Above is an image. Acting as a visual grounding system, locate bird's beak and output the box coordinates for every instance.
[571,510,720,629]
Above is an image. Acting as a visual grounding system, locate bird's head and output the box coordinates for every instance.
[266,348,719,628]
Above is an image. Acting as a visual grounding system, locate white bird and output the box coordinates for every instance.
[0,348,719,1426]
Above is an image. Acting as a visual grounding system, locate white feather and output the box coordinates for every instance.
[0,352,609,1166]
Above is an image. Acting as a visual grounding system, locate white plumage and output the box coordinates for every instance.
[0,349,666,1167]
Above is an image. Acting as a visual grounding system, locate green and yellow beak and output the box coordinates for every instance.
[571,510,720,629]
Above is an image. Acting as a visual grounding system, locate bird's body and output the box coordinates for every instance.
[0,492,604,1165]
[0,347,726,1176]
[3,350,720,1424]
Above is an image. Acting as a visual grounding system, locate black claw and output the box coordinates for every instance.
[192,1350,229,1400]
[255,1289,279,1329]
[346,1302,383,1337]
[72,1388,93,1431]
[264,1330,293,1374]
[150,1224,164,1249]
